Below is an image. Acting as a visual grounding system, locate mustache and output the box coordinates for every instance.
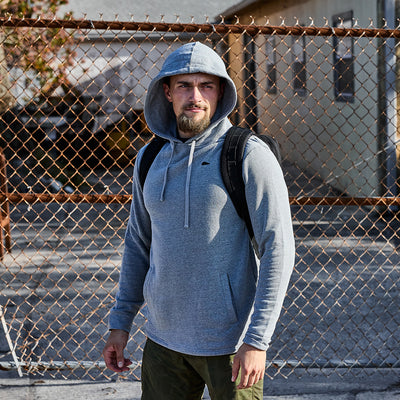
[183,102,207,110]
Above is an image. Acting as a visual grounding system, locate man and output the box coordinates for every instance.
[103,42,295,399]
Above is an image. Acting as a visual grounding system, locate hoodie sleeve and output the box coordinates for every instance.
[242,137,295,350]
[108,151,152,333]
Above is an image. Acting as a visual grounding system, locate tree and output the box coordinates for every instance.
[0,0,75,110]
[0,32,14,113]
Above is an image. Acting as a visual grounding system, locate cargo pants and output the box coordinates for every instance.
[141,339,263,400]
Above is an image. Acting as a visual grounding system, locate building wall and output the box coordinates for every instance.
[230,0,381,197]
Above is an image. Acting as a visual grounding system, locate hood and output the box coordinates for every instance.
[144,42,237,141]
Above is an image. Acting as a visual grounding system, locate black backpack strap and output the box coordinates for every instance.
[138,136,168,190]
[221,126,281,254]
[221,126,255,241]
[259,134,282,165]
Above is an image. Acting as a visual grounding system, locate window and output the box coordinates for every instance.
[292,35,306,96]
[243,34,258,132]
[333,11,354,102]
[266,36,277,94]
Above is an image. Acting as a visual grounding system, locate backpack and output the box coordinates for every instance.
[138,126,281,250]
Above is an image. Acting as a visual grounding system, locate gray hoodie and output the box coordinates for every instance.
[108,42,295,356]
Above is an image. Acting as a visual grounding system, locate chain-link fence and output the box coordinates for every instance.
[0,17,399,381]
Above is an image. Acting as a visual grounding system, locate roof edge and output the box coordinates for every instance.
[217,0,260,20]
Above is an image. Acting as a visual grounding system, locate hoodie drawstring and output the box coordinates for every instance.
[184,140,196,228]
[160,141,175,201]
[159,139,196,228]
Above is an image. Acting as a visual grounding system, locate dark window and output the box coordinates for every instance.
[243,34,258,132]
[333,11,354,102]
[266,36,277,94]
[292,35,306,96]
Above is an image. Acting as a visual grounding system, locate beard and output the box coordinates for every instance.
[177,109,211,136]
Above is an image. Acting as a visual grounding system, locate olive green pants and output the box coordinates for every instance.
[141,339,263,400]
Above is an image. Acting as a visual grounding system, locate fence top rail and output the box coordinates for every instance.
[0,16,399,38]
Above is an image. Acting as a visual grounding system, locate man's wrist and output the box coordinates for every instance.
[242,342,266,352]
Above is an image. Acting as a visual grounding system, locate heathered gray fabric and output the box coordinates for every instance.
[108,42,295,356]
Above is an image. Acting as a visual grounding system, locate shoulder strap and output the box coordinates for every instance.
[221,126,281,247]
[221,126,255,241]
[258,133,282,165]
[138,136,168,190]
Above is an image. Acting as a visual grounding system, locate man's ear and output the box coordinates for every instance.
[163,83,172,102]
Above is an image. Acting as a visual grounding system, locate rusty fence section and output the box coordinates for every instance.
[0,17,399,381]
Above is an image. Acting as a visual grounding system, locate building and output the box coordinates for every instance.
[59,0,240,23]
[51,0,242,164]
[220,0,398,198]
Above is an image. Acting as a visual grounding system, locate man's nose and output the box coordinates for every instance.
[189,86,202,102]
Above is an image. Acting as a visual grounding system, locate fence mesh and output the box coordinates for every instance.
[0,17,399,381]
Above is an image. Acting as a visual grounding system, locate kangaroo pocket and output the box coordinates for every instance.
[143,269,239,333]
[221,272,238,319]
[196,272,238,330]
[142,269,175,331]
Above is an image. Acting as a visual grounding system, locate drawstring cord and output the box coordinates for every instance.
[159,139,196,228]
[184,140,196,228]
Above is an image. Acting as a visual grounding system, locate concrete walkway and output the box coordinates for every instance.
[1,369,399,399]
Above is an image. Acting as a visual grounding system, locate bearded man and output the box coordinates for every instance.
[103,42,295,400]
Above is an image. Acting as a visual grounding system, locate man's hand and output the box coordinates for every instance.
[102,329,132,373]
[231,343,266,389]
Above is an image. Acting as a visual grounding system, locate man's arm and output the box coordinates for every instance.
[105,151,152,369]
[242,138,295,350]
[233,138,294,388]
[103,329,131,373]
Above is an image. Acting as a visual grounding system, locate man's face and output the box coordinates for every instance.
[163,73,223,139]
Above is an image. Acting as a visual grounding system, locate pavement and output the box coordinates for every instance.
[1,368,400,399]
